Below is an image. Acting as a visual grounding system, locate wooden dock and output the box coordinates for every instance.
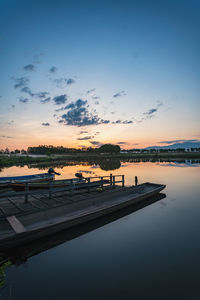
[0,175,166,250]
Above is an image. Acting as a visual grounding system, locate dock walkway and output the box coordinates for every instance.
[0,184,145,220]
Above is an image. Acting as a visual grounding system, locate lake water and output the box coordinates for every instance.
[0,160,200,300]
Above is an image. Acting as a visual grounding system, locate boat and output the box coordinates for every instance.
[0,173,55,190]
[10,178,109,191]
[0,180,166,250]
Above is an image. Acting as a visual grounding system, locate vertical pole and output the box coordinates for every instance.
[110,173,113,186]
[113,176,115,188]
[135,176,138,186]
[49,180,52,199]
[88,178,90,193]
[25,182,29,203]
[122,175,125,187]
[70,179,74,196]
[101,177,103,189]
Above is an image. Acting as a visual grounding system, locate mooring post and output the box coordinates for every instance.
[88,178,90,193]
[101,177,103,189]
[110,173,113,186]
[113,176,115,188]
[49,180,52,199]
[135,176,138,186]
[25,182,29,203]
[70,179,74,195]
[122,175,125,187]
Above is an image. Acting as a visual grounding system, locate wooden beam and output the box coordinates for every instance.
[6,215,26,233]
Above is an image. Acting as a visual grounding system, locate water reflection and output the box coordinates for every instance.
[0,158,199,174]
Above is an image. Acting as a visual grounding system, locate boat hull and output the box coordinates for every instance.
[0,173,54,190]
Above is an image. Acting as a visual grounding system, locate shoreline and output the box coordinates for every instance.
[0,152,200,168]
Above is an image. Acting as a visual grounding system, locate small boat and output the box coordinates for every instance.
[0,181,166,250]
[10,178,109,192]
[0,173,54,190]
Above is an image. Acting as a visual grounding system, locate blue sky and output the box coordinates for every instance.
[0,0,199,149]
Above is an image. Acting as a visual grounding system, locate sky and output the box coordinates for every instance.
[0,0,199,150]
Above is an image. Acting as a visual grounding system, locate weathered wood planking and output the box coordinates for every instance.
[6,215,26,233]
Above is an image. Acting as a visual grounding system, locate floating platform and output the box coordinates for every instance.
[0,180,165,250]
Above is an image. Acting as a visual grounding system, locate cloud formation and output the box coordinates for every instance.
[58,98,108,126]
[53,77,75,88]
[23,64,35,71]
[42,122,50,126]
[113,91,126,98]
[53,94,68,105]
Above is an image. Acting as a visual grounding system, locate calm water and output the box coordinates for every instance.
[0,160,200,300]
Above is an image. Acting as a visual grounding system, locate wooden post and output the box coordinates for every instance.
[70,179,74,195]
[49,180,52,199]
[25,182,29,203]
[110,173,113,186]
[88,178,90,193]
[101,177,103,189]
[135,176,138,186]
[122,175,125,187]
[113,176,115,188]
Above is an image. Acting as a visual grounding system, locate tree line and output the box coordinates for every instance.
[0,145,200,155]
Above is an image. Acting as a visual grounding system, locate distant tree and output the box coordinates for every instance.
[14,149,20,154]
[4,148,9,154]
[99,144,121,154]
[21,149,27,154]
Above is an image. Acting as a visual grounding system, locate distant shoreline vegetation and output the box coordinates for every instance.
[1,144,200,156]
[0,144,200,169]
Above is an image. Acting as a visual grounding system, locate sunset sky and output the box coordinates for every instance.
[0,0,199,150]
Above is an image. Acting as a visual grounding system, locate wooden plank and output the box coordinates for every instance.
[6,215,26,233]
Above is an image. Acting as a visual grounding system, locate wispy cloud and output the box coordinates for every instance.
[77,136,94,140]
[79,130,88,134]
[23,64,35,71]
[21,86,35,97]
[159,139,200,144]
[113,91,126,98]
[49,66,57,74]
[18,97,29,103]
[112,120,133,124]
[90,141,103,147]
[91,96,100,100]
[0,135,13,139]
[117,142,128,145]
[14,77,29,89]
[143,108,157,116]
[33,53,45,64]
[86,88,96,94]
[40,97,51,104]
